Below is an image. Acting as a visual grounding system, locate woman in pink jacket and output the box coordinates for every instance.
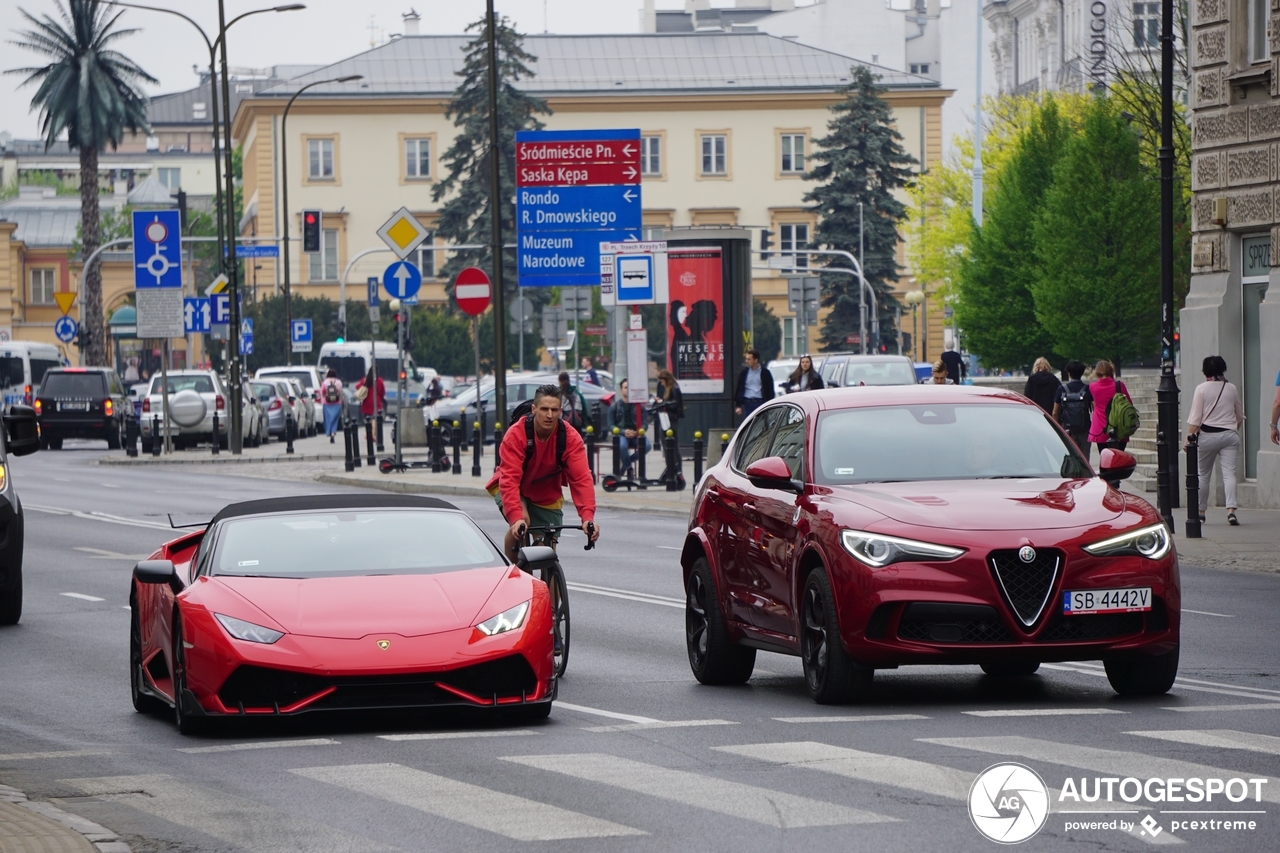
[1086,360,1132,459]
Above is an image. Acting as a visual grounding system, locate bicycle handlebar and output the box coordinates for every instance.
[516,521,596,551]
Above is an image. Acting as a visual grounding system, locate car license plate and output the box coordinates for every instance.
[59,401,89,411]
[1063,587,1152,615]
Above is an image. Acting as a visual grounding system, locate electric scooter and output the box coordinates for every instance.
[601,400,686,492]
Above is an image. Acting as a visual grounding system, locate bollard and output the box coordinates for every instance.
[211,409,220,455]
[471,420,482,477]
[452,420,462,475]
[586,426,596,482]
[494,422,504,469]
[151,415,161,456]
[126,417,138,458]
[720,432,729,462]
[350,419,362,469]
[365,420,376,466]
[376,414,385,452]
[611,427,622,477]
[286,413,295,455]
[665,429,679,491]
[460,411,470,453]
[1185,433,1202,539]
[693,431,704,482]
[430,420,442,473]
[637,427,648,482]
[344,418,355,472]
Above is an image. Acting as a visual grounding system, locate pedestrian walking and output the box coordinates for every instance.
[1086,360,1134,457]
[941,343,967,385]
[1053,360,1093,460]
[355,366,385,423]
[1023,357,1062,414]
[558,371,588,435]
[320,368,344,442]
[734,349,774,418]
[1186,355,1244,526]
[784,354,825,392]
[655,369,684,469]
[929,359,953,384]
[579,356,600,387]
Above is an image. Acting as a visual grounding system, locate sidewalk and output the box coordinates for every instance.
[1167,505,1280,574]
[98,434,383,466]
[0,784,130,853]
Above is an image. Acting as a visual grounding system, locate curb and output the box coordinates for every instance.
[0,783,132,853]
[99,452,357,466]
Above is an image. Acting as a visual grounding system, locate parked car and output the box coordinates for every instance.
[240,380,267,448]
[0,405,42,625]
[818,354,916,388]
[284,378,316,437]
[251,379,300,440]
[435,374,614,444]
[34,367,131,449]
[0,341,63,408]
[255,366,325,409]
[140,370,231,451]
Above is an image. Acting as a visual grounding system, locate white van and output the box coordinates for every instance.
[0,341,65,407]
[316,341,423,415]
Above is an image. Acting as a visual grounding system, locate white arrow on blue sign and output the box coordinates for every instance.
[184,297,211,334]
[132,209,184,289]
[382,260,422,300]
[54,315,78,343]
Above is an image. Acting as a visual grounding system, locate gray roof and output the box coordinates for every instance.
[0,197,125,247]
[127,173,175,204]
[254,32,936,100]
[149,67,324,127]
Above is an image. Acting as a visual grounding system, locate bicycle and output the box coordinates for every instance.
[514,521,596,679]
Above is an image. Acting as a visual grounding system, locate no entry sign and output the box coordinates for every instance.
[454,267,492,316]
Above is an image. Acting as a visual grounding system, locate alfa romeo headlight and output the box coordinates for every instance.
[475,601,530,636]
[1082,523,1171,560]
[214,613,284,644]
[840,529,965,568]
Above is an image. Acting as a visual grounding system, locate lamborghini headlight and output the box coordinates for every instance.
[214,613,284,644]
[840,529,965,568]
[475,601,530,636]
[1082,523,1171,560]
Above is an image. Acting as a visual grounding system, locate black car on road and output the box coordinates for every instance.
[35,367,131,449]
[0,405,41,624]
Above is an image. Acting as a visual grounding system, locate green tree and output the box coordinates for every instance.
[1031,101,1161,366]
[753,299,782,363]
[9,0,155,365]
[806,65,917,352]
[956,97,1073,371]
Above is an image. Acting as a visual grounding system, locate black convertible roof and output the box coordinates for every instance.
[211,493,457,523]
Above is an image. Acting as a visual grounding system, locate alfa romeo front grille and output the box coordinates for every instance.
[989,549,1062,629]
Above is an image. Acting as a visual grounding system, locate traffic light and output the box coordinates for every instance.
[332,307,345,343]
[760,228,774,260]
[878,341,889,354]
[302,210,322,253]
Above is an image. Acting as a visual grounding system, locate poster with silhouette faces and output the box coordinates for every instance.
[668,248,724,393]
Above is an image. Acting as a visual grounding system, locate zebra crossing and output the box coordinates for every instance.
[56,725,1278,850]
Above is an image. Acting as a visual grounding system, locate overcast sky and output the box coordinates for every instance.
[1,0,733,141]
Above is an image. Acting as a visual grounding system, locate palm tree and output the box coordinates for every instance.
[8,0,155,365]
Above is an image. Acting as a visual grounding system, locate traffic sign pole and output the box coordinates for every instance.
[485,0,508,428]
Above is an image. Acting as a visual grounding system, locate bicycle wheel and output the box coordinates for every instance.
[544,563,571,679]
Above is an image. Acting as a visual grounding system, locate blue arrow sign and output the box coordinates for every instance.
[517,228,641,287]
[54,315,78,343]
[517,185,640,231]
[382,260,422,300]
[132,209,183,289]
[184,297,211,333]
[367,277,379,307]
[291,319,312,344]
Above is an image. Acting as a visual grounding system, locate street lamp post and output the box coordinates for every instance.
[1156,0,1179,532]
[485,0,509,426]
[279,75,363,367]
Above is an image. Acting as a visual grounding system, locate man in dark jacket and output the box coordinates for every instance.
[734,349,775,419]
[940,343,966,385]
[1053,360,1093,460]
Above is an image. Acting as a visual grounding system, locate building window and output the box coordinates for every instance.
[780,223,809,269]
[414,236,436,278]
[909,63,931,75]
[308,138,334,180]
[405,137,431,179]
[308,228,339,281]
[783,317,797,357]
[30,268,55,305]
[641,135,661,176]
[1249,0,1269,64]
[701,134,727,176]
[157,168,180,190]
[1132,3,1159,48]
[780,134,806,174]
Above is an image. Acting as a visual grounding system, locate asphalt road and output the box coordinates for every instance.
[2,443,1279,852]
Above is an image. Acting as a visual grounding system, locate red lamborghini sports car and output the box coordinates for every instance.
[682,385,1180,704]
[130,494,555,733]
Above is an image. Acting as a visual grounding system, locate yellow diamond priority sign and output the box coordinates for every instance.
[377,207,430,260]
[54,292,76,315]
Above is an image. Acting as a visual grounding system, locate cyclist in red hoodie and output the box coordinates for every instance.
[487,384,599,560]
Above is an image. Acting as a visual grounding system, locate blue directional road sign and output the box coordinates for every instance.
[382,260,422,301]
[184,297,211,334]
[226,244,278,258]
[239,318,254,356]
[54,315,78,343]
[367,277,379,307]
[132,209,184,289]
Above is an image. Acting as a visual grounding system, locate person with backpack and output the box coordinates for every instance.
[1186,355,1244,526]
[487,384,599,561]
[1023,357,1061,414]
[1053,360,1093,459]
[1087,360,1137,457]
[320,368,344,442]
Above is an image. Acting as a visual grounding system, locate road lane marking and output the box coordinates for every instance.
[0,749,108,761]
[502,753,894,827]
[63,774,386,853]
[377,730,539,741]
[715,741,972,801]
[554,702,659,724]
[1163,703,1280,713]
[584,720,737,733]
[1042,663,1280,701]
[290,763,642,841]
[1059,661,1280,696]
[565,581,683,609]
[27,504,173,530]
[963,708,1127,717]
[73,547,152,560]
[1182,608,1235,617]
[655,545,682,551]
[177,738,337,754]
[773,714,929,723]
[1126,730,1280,755]
[60,593,105,602]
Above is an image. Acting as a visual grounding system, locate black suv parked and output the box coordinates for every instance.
[0,405,40,624]
[35,368,130,449]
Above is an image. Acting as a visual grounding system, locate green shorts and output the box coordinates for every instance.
[490,487,564,533]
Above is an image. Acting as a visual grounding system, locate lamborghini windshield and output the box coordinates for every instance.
[211,509,505,578]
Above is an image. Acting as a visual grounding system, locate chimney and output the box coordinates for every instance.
[403,8,420,36]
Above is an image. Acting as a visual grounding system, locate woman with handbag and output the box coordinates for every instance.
[1186,355,1244,526]
[784,355,824,393]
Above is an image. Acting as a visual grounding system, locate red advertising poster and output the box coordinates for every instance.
[667,248,724,394]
